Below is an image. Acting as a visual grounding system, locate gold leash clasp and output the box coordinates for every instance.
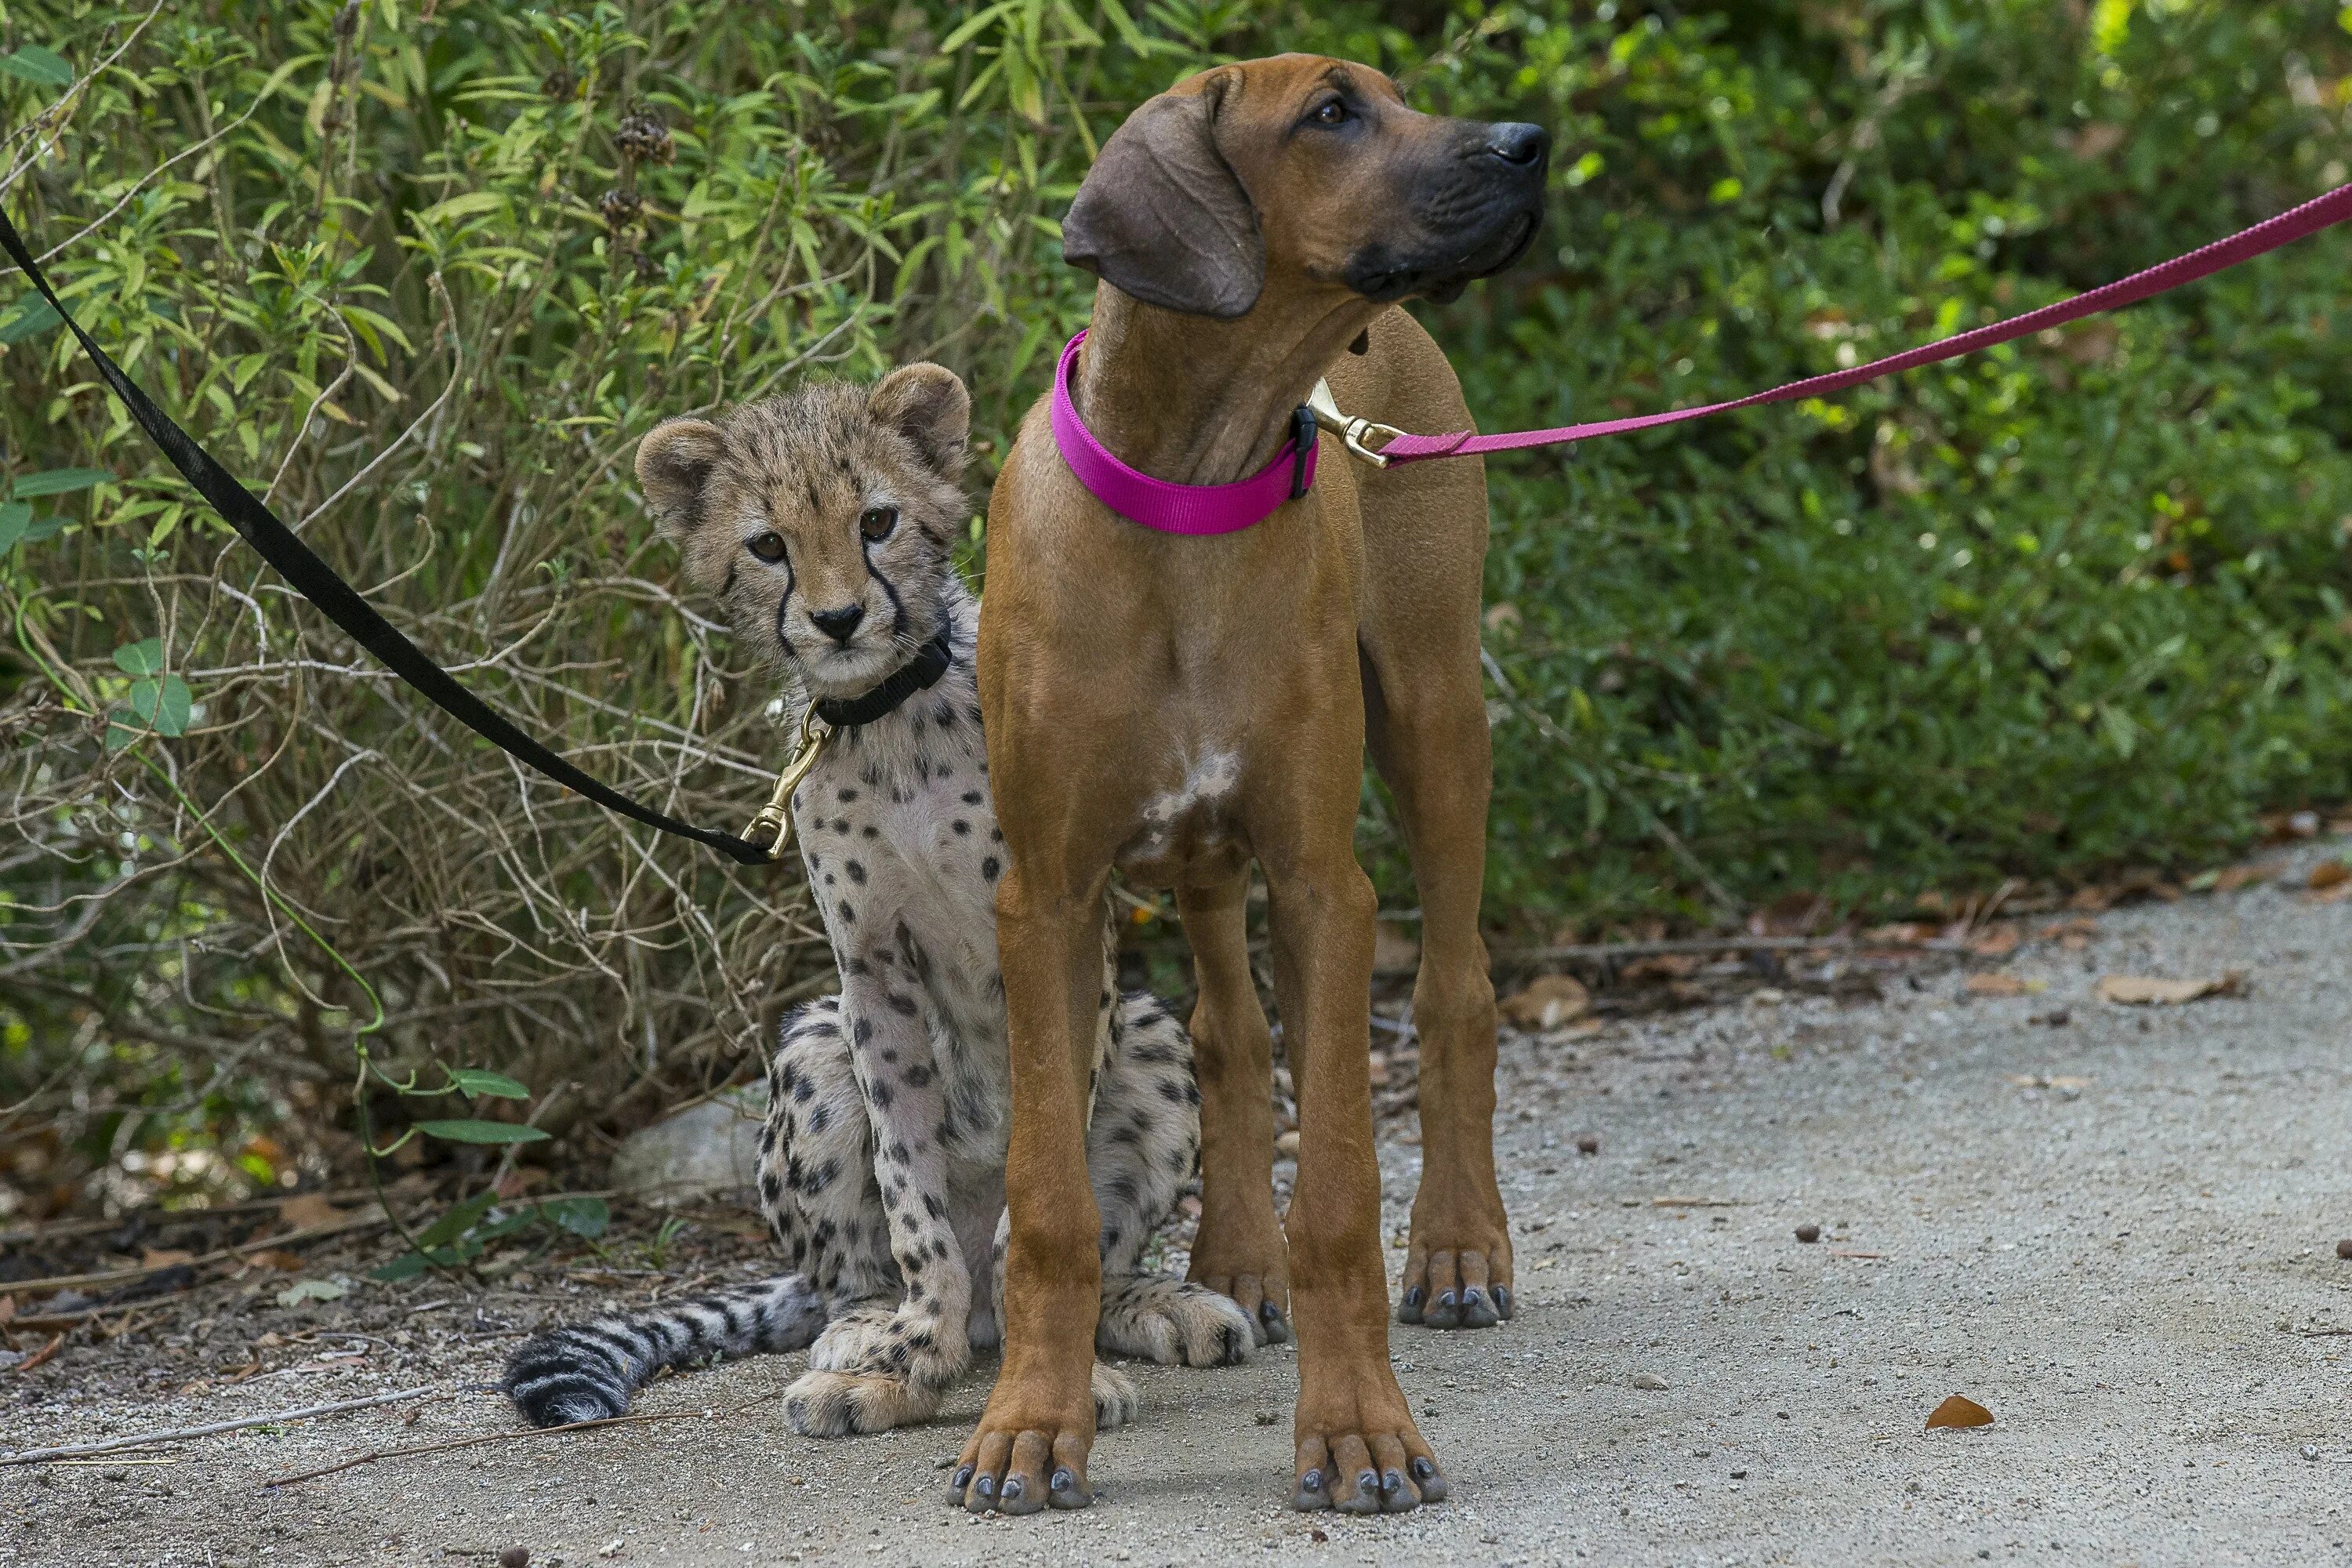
[742,708,833,862]
[1307,379,1405,469]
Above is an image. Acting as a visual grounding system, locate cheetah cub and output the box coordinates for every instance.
[504,365,1257,1438]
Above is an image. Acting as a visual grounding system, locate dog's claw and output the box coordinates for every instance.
[1258,1301,1292,1344]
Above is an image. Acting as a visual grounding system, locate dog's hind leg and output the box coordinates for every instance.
[1087,993,1255,1367]
[1343,311,1513,1334]
[1170,872,1294,1346]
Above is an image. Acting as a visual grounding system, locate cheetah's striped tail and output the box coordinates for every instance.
[503,1274,826,1428]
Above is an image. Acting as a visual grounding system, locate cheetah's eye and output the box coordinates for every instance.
[747,532,788,563]
[859,506,899,543]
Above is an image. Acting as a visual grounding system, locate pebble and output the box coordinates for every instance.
[2302,1444,2321,1461]
[499,1550,530,1568]
[100,1468,127,1483]
[2336,1239,2352,1261]
[1730,1469,1748,1480]
[1795,1224,1822,1244]
[1632,1373,1668,1390]
[1576,1134,1600,1156]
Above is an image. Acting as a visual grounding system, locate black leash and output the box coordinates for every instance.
[0,202,782,865]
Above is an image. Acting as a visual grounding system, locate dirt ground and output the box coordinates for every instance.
[6,849,2351,1567]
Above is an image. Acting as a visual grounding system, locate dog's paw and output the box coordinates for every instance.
[1090,1362,1140,1430]
[1097,1276,1255,1367]
[785,1368,944,1437]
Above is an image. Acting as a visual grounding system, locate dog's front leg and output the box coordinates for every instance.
[1265,846,1449,1515]
[949,864,1106,1515]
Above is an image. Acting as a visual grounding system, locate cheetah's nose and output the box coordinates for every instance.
[809,604,865,645]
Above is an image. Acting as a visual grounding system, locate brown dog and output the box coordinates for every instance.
[956,55,1548,1515]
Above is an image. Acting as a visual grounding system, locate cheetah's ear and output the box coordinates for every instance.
[635,417,728,541]
[868,363,969,478]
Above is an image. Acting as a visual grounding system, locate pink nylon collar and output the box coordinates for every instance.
[1048,330,1315,535]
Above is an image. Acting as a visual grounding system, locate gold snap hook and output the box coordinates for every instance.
[1306,379,1403,469]
[743,708,832,862]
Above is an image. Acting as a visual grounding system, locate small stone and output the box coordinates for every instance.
[1308,1531,1327,1544]
[1632,1373,1668,1391]
[1730,1469,1748,1480]
[2336,1239,2352,1260]
[500,1549,531,1568]
[2302,1444,2322,1461]
[934,1455,956,1469]
[1795,1224,1822,1244]
[101,1468,127,1483]
[1576,1134,1601,1156]
[1254,1411,1277,1426]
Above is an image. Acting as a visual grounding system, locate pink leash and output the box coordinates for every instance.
[1377,181,2352,464]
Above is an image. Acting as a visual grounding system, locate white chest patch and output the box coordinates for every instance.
[1140,749,1241,830]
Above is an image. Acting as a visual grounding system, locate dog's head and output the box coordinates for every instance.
[634,366,970,701]
[1062,54,1549,319]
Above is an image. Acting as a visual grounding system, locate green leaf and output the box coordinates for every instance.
[448,1067,529,1099]
[0,501,27,552]
[127,675,191,737]
[113,637,164,676]
[0,297,60,344]
[414,1191,496,1249]
[369,1250,433,1283]
[541,1196,609,1239]
[414,1118,550,1145]
[0,45,74,88]
[12,466,109,498]
[415,190,506,226]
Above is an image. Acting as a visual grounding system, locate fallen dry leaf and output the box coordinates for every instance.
[1968,924,2022,958]
[1964,973,2045,999]
[275,1194,348,1232]
[1500,973,1592,1030]
[2310,861,2350,892]
[2038,917,2099,952]
[1926,1394,1994,1430]
[2095,973,2245,1006]
[245,1249,306,1272]
[0,1294,13,1329]
[137,1247,196,1270]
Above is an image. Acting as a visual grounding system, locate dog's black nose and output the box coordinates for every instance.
[809,604,865,644]
[1483,122,1550,169]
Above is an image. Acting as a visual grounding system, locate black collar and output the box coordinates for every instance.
[811,630,954,729]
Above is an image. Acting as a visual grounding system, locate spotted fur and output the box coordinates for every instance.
[504,369,1251,1436]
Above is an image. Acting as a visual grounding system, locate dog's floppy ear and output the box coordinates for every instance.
[1062,79,1263,319]
[869,362,970,477]
[635,418,728,542]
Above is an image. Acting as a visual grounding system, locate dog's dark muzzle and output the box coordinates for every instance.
[1342,121,1550,303]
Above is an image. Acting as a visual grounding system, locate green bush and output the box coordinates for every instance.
[0,1,2346,1201]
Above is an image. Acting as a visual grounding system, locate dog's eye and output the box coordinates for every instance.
[746,532,787,562]
[1311,98,1348,127]
[859,506,898,543]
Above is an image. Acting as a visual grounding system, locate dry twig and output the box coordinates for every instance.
[263,1388,786,1488]
[1,1385,435,1465]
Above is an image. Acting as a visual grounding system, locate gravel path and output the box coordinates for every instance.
[7,863,2350,1566]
